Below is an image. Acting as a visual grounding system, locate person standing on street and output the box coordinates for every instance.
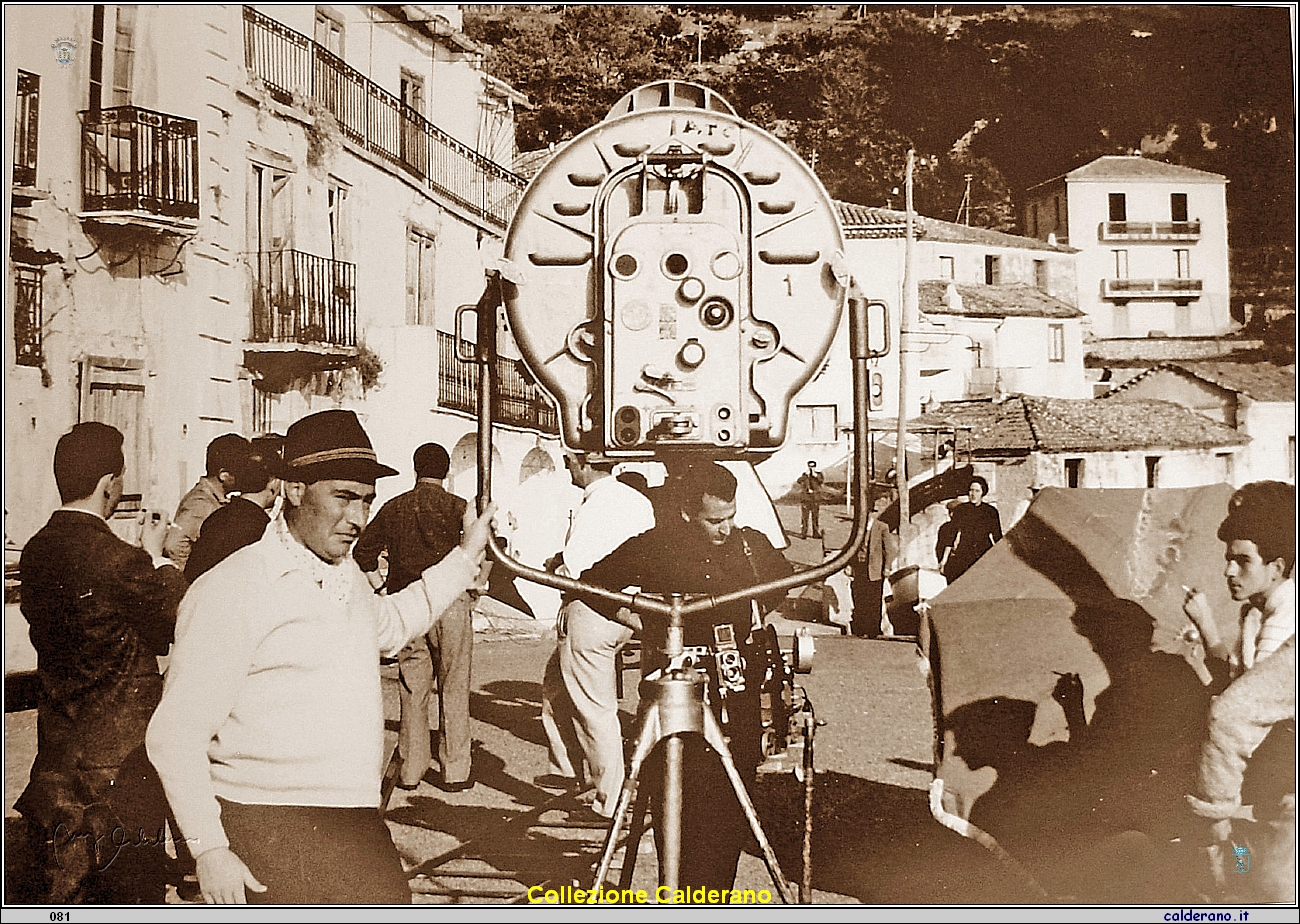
[147,410,494,903]
[796,460,825,539]
[183,435,284,584]
[164,433,250,572]
[851,491,899,638]
[354,442,476,792]
[936,475,1002,584]
[17,422,186,903]
[537,454,655,816]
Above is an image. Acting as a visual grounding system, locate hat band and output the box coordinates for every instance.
[289,447,378,468]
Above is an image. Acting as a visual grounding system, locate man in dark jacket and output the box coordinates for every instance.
[577,462,792,894]
[184,436,283,584]
[17,422,186,902]
[354,442,475,791]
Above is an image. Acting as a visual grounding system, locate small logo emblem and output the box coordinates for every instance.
[1232,843,1250,874]
[52,37,77,67]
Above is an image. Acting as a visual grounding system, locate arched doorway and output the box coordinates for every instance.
[519,447,557,485]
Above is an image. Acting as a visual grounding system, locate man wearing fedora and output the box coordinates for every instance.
[147,410,494,904]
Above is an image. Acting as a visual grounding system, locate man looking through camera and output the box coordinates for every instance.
[575,462,792,893]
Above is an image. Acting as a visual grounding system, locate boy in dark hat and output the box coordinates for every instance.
[17,422,185,902]
[148,411,494,904]
[354,442,475,792]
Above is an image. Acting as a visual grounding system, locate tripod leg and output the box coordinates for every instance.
[699,709,797,904]
[593,706,663,889]
[661,734,683,889]
[618,782,651,890]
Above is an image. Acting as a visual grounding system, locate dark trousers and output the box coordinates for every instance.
[650,737,757,896]
[800,502,820,538]
[217,798,411,904]
[851,577,884,638]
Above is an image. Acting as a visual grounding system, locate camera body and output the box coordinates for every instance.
[503,81,847,458]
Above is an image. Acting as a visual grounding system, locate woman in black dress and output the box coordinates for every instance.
[937,475,1002,584]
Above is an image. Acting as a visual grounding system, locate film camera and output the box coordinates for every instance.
[502,80,849,457]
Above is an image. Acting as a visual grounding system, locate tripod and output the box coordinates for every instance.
[591,595,797,903]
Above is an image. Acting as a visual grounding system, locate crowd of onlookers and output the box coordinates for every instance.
[10,412,1295,905]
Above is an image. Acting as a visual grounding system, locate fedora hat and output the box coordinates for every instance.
[282,409,398,484]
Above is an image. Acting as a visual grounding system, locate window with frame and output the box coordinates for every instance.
[89,6,136,109]
[315,9,344,57]
[327,180,349,262]
[1049,324,1065,363]
[14,70,39,187]
[1170,193,1189,223]
[1034,259,1048,291]
[1215,451,1235,485]
[939,255,955,280]
[1144,455,1161,489]
[1064,457,1083,488]
[1108,193,1127,222]
[984,255,1001,285]
[796,404,838,443]
[14,265,44,366]
[406,228,436,326]
[1113,249,1129,279]
[1175,249,1191,279]
[80,356,146,504]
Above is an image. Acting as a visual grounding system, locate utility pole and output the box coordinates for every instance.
[896,149,917,553]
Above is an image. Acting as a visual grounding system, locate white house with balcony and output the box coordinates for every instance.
[1023,155,1231,341]
[5,6,568,573]
[759,202,1087,497]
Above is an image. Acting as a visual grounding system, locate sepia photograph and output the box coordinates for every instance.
[3,2,1296,916]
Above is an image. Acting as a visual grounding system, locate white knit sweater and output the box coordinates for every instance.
[146,519,477,857]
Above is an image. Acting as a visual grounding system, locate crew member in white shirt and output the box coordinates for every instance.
[537,454,655,817]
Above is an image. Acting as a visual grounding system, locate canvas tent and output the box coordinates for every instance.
[925,484,1253,900]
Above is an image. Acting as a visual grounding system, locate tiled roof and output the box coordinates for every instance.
[1084,336,1264,367]
[916,395,1245,454]
[919,281,1084,319]
[834,201,1075,252]
[1066,155,1226,183]
[1106,361,1296,403]
[834,202,911,239]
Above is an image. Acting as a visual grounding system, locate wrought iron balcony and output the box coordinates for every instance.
[1100,220,1201,241]
[438,331,558,433]
[80,105,199,227]
[14,70,39,188]
[1101,278,1203,301]
[243,6,525,231]
[251,250,357,347]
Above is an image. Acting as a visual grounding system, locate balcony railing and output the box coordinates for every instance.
[1100,220,1201,241]
[438,331,558,433]
[80,105,199,220]
[14,70,39,188]
[1101,277,1203,300]
[243,6,525,230]
[251,250,357,347]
